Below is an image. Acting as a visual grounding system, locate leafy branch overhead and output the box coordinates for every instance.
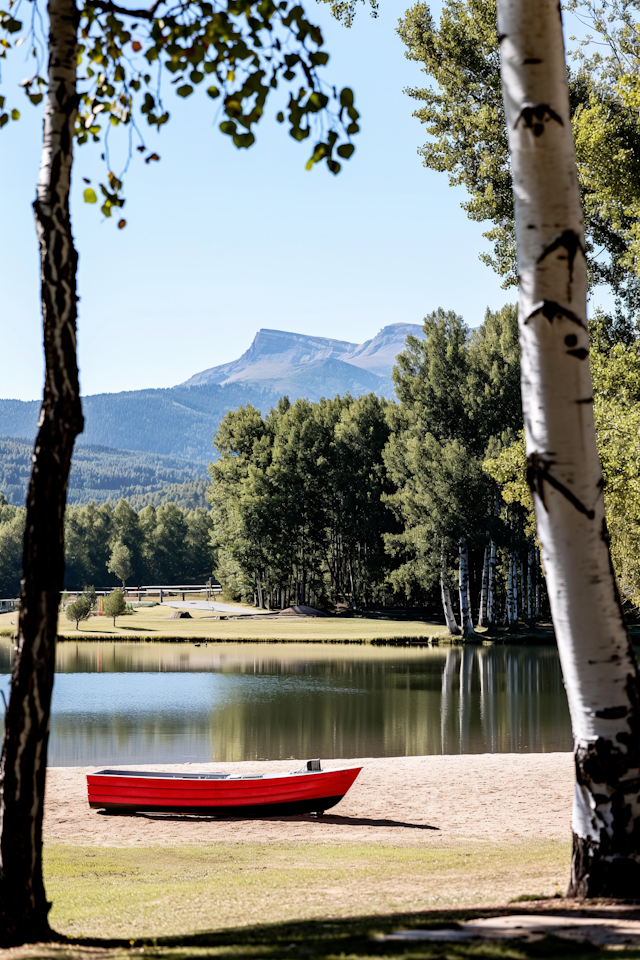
[0,0,359,221]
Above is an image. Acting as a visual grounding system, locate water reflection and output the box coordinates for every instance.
[0,641,572,765]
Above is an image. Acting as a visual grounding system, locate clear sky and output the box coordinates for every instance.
[0,0,512,402]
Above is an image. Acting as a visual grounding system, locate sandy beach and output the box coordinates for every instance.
[45,752,575,848]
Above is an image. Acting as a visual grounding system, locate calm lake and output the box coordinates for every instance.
[0,641,572,765]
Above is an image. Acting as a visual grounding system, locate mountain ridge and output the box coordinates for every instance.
[0,323,421,470]
[179,323,422,391]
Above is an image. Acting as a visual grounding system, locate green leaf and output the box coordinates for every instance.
[276,111,284,123]
[28,94,43,105]
[220,119,237,135]
[339,87,354,107]
[309,51,329,66]
[0,113,7,129]
[337,143,354,159]
[233,131,255,148]
[190,69,204,83]
[84,188,98,204]
[176,84,193,98]
[203,62,215,74]
[346,122,359,135]
[207,85,220,99]
[327,158,341,174]
[0,96,4,109]
[10,108,18,121]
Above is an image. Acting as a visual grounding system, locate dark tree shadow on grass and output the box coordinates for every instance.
[44,904,640,959]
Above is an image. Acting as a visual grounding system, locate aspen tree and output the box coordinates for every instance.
[498,0,640,895]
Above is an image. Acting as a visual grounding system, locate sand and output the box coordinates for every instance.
[44,752,574,848]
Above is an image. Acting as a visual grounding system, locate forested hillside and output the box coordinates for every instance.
[0,438,208,507]
[0,383,284,461]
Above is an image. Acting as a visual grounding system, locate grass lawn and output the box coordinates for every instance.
[43,841,570,941]
[0,607,446,642]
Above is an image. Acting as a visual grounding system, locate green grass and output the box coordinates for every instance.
[7,841,633,960]
[0,607,445,642]
[43,842,571,941]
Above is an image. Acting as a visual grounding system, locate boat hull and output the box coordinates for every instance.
[87,766,361,816]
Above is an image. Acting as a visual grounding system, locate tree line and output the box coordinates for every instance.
[208,304,531,628]
[0,499,213,597]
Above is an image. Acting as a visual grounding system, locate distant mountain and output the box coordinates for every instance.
[0,323,421,469]
[181,323,422,396]
[0,436,208,508]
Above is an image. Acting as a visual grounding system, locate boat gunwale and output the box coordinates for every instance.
[88,765,362,783]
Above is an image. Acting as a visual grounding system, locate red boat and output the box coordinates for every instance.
[87,760,361,816]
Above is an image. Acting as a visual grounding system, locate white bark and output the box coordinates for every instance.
[498,0,640,896]
[440,569,461,635]
[477,546,489,628]
[458,538,476,638]
[487,541,497,628]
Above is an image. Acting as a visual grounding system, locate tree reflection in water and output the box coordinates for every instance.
[0,641,572,765]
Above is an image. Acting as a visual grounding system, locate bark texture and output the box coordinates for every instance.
[477,546,489,628]
[498,0,640,897]
[440,570,460,635]
[458,538,476,638]
[0,0,82,943]
[487,540,497,630]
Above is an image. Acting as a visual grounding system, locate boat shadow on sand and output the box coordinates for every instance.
[115,811,439,829]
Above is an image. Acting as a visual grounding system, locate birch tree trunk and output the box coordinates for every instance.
[477,546,489,628]
[440,570,461,635]
[487,540,497,630]
[498,0,640,896]
[0,0,82,943]
[458,538,476,638]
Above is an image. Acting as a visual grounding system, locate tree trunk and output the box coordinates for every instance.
[440,570,460,635]
[0,0,81,944]
[498,0,640,896]
[477,545,489,628]
[510,550,519,630]
[458,538,476,638]
[527,543,535,626]
[505,552,515,629]
[487,540,497,630]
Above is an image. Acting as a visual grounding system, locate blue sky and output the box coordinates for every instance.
[0,0,513,402]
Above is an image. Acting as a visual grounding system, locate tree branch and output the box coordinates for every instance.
[86,0,163,21]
